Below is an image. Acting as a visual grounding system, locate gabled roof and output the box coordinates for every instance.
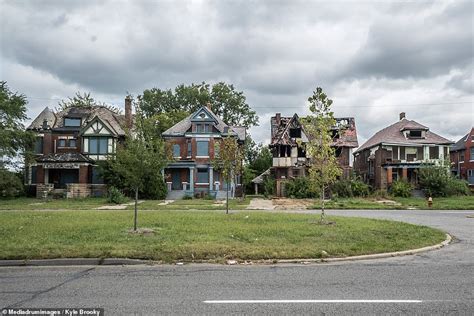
[270,114,358,148]
[27,106,128,136]
[162,106,246,141]
[450,133,468,152]
[355,118,453,154]
[251,168,271,184]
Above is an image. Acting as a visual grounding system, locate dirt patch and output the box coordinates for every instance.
[375,199,401,205]
[246,198,274,210]
[272,198,313,210]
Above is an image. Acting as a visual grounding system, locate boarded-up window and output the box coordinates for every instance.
[429,146,439,159]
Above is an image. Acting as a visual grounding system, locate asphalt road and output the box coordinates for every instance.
[1,209,473,315]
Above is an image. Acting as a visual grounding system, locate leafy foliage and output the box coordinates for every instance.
[213,136,244,213]
[285,177,316,199]
[418,164,469,197]
[0,82,35,168]
[331,178,369,198]
[390,180,412,198]
[303,87,342,221]
[57,92,121,114]
[107,186,127,204]
[138,82,258,127]
[263,177,275,198]
[0,168,24,198]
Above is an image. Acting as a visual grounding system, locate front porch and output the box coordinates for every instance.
[164,163,236,199]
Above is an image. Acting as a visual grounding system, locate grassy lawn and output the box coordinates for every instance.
[0,210,446,262]
[132,197,251,211]
[311,196,474,210]
[0,197,114,210]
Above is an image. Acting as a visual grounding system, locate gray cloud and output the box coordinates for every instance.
[0,0,472,145]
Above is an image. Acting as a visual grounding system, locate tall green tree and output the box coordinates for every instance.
[303,87,342,222]
[0,82,34,169]
[213,136,244,214]
[107,101,169,231]
[138,82,258,127]
[57,92,121,113]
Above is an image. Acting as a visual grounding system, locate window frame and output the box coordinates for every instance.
[88,137,109,155]
[196,140,209,157]
[196,168,209,184]
[64,117,81,127]
[173,144,181,158]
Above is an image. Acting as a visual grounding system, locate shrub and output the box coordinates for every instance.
[446,178,470,196]
[331,178,370,198]
[183,194,193,200]
[285,177,315,199]
[419,164,451,197]
[390,180,412,198]
[0,168,24,198]
[351,179,370,197]
[331,180,352,198]
[263,177,275,198]
[372,189,390,199]
[107,186,127,204]
[141,173,167,200]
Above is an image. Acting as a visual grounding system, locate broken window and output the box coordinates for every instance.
[331,130,340,139]
[429,146,439,159]
[297,146,306,158]
[289,128,301,138]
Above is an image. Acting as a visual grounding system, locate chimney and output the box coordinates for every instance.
[206,102,212,111]
[399,112,406,120]
[125,96,132,128]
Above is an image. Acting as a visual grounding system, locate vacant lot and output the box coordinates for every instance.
[0,211,446,262]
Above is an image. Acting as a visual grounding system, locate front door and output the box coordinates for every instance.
[172,170,181,190]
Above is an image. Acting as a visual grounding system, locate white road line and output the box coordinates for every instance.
[440,212,474,214]
[203,300,422,304]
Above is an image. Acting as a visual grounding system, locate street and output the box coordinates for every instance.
[1,209,473,315]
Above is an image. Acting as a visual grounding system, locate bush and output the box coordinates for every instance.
[107,186,127,204]
[0,168,24,198]
[331,180,352,198]
[351,179,370,197]
[263,177,275,198]
[331,178,370,198]
[141,173,167,200]
[390,180,412,198]
[446,178,470,196]
[285,177,315,199]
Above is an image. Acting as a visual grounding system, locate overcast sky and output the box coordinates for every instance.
[1,0,473,146]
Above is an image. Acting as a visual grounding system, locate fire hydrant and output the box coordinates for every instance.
[428,196,433,208]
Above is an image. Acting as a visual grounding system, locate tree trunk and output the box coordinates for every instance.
[320,185,325,223]
[226,176,229,214]
[134,188,138,231]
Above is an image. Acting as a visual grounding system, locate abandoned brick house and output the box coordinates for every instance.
[267,113,358,197]
[26,97,133,198]
[450,127,474,186]
[353,112,453,190]
[161,105,246,199]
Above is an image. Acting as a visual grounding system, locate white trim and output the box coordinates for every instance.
[196,156,210,158]
[173,156,182,159]
[196,183,210,185]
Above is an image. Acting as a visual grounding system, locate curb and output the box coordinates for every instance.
[0,234,452,267]
[274,233,452,264]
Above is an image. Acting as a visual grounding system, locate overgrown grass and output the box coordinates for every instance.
[0,197,111,210]
[311,196,474,210]
[0,211,446,262]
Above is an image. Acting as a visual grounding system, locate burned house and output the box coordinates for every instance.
[26,97,133,198]
[162,105,246,199]
[268,113,358,197]
[353,112,453,190]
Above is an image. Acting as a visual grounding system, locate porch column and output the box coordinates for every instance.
[189,167,194,192]
[402,167,408,180]
[387,167,393,185]
[44,168,49,184]
[161,168,165,179]
[254,183,258,195]
[209,166,213,191]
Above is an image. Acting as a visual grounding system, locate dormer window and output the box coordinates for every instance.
[64,118,81,127]
[408,130,422,138]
